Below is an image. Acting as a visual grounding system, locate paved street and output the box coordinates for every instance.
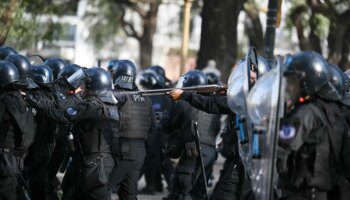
[58,155,225,200]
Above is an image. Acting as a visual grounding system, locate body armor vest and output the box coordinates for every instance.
[278,103,334,190]
[74,99,119,155]
[0,91,36,151]
[31,89,58,143]
[196,110,221,146]
[118,93,153,140]
[150,95,171,123]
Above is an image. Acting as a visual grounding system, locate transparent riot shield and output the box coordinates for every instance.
[246,56,285,200]
[227,48,258,173]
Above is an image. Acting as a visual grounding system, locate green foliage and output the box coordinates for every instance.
[2,0,78,51]
[285,0,307,30]
[84,0,123,50]
[311,14,330,39]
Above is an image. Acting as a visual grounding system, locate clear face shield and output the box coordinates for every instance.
[227,61,248,116]
[67,68,88,90]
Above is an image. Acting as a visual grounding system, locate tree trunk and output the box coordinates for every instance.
[308,13,322,54]
[290,5,310,51]
[0,0,19,46]
[197,0,245,82]
[339,26,350,70]
[139,0,159,69]
[244,4,264,53]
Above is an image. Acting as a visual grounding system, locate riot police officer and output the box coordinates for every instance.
[28,67,119,200]
[108,60,156,200]
[163,70,221,200]
[138,69,175,194]
[167,56,271,200]
[47,63,83,199]
[277,52,349,200]
[24,64,57,200]
[0,60,36,200]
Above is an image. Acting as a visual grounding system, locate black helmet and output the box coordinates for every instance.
[0,61,23,89]
[4,54,38,89]
[112,59,137,90]
[205,72,220,84]
[0,46,18,60]
[138,69,165,89]
[44,58,67,80]
[178,69,207,87]
[149,65,166,78]
[85,67,116,104]
[32,64,54,86]
[107,59,119,75]
[58,64,81,80]
[328,64,348,98]
[284,51,330,97]
[86,67,113,92]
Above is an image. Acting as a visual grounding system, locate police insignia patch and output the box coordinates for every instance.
[279,124,296,139]
[66,107,77,116]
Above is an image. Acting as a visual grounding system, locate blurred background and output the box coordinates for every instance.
[1,0,349,82]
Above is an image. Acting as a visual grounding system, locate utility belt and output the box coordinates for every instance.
[280,188,328,200]
[0,147,26,157]
[83,152,111,160]
[184,140,198,159]
[115,137,146,159]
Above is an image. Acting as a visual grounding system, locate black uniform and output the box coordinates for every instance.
[0,91,36,200]
[141,95,174,192]
[277,99,349,200]
[179,91,253,200]
[109,91,156,200]
[24,88,58,200]
[162,95,221,200]
[47,90,82,199]
[31,94,119,200]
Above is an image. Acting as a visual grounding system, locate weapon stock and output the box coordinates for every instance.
[139,84,227,96]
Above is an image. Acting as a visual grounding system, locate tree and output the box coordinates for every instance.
[86,0,161,69]
[286,0,350,69]
[244,0,264,53]
[0,0,78,51]
[116,0,161,68]
[196,0,246,81]
[0,0,20,46]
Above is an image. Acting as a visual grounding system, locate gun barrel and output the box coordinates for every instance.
[139,84,226,96]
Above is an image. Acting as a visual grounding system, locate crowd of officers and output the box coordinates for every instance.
[0,44,349,200]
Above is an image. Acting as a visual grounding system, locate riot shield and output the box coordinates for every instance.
[227,47,258,173]
[246,56,285,200]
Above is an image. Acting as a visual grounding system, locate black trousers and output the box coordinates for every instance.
[0,151,25,200]
[62,153,115,200]
[166,144,217,200]
[142,131,164,191]
[210,157,247,200]
[109,139,146,200]
[24,141,54,200]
